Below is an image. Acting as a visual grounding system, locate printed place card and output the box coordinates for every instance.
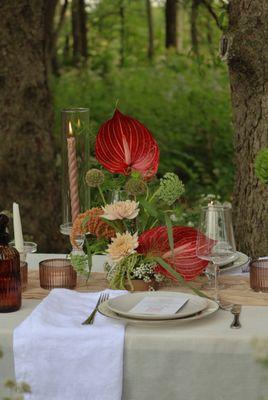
[129,296,189,315]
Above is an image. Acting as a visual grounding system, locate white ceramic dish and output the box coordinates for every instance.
[106,291,208,320]
[99,298,219,326]
[220,251,249,274]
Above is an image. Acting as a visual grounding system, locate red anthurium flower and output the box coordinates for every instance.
[95,109,159,179]
[137,226,210,281]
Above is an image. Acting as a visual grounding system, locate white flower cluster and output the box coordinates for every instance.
[131,262,165,283]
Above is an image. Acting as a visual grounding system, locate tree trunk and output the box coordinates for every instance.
[0,0,64,252]
[146,0,154,60]
[71,0,88,65]
[190,0,201,56]
[165,0,178,49]
[177,1,184,53]
[44,0,58,74]
[227,0,268,258]
[119,0,125,68]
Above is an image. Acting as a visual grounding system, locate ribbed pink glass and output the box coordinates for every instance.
[20,261,28,291]
[250,260,268,292]
[39,259,77,290]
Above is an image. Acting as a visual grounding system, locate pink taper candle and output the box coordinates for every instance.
[67,125,80,223]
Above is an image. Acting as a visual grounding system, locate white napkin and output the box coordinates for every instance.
[14,289,126,400]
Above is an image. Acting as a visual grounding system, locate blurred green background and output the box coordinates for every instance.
[52,0,232,203]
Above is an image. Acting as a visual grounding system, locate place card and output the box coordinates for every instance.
[129,295,189,315]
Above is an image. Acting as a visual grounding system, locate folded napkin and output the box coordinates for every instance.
[14,289,126,400]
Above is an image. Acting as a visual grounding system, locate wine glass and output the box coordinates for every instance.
[196,204,236,302]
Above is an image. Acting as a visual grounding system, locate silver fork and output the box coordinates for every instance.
[82,292,109,325]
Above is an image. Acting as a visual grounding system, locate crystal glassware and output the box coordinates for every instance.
[0,214,21,312]
[196,204,236,302]
[60,108,90,236]
[201,203,236,288]
[39,259,77,290]
[250,259,268,292]
[20,261,28,291]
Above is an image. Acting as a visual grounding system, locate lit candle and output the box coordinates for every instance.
[67,122,80,223]
[13,202,24,253]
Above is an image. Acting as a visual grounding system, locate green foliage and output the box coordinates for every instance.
[255,148,268,184]
[53,56,233,203]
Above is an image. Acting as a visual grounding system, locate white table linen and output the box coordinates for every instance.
[13,289,125,400]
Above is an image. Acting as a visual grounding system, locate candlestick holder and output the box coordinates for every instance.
[250,259,268,292]
[60,108,90,235]
[39,259,77,290]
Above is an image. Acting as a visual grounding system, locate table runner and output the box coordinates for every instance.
[14,289,126,400]
[23,270,268,306]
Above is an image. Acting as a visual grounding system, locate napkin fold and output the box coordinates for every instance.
[14,289,126,400]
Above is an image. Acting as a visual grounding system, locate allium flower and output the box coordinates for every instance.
[125,178,147,196]
[255,148,268,184]
[71,207,115,247]
[85,169,105,187]
[157,172,185,205]
[102,200,139,220]
[107,232,139,262]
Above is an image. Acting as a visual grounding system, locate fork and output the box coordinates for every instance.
[82,292,109,325]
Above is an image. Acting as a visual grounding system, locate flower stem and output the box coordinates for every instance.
[98,185,106,205]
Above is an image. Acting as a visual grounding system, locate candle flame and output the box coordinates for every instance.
[68,121,73,136]
[77,118,81,128]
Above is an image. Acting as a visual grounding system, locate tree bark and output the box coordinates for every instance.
[44,0,59,75]
[146,0,154,60]
[177,1,184,53]
[71,0,88,65]
[227,0,268,258]
[190,0,201,56]
[0,0,64,252]
[165,0,178,49]
[119,0,125,68]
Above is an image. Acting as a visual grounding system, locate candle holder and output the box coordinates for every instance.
[250,259,268,292]
[9,240,37,262]
[60,108,90,236]
[20,261,28,291]
[39,259,77,290]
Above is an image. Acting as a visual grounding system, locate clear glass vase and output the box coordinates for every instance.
[60,108,90,235]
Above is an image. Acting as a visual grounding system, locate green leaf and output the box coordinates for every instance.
[154,256,209,299]
[139,198,159,218]
[82,215,90,228]
[101,217,123,233]
[164,213,174,256]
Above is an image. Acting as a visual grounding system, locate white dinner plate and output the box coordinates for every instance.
[106,291,208,320]
[220,251,249,273]
[98,298,219,326]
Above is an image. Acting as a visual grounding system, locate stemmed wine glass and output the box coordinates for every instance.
[196,204,236,303]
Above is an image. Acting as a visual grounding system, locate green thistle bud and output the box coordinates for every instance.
[125,178,147,196]
[255,148,268,184]
[157,172,185,206]
[85,169,105,187]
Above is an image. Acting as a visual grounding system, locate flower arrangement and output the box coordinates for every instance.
[71,108,209,291]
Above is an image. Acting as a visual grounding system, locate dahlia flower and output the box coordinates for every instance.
[107,232,139,263]
[102,200,139,220]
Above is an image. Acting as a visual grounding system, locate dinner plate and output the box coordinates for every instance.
[106,291,208,320]
[98,298,219,326]
[220,251,249,274]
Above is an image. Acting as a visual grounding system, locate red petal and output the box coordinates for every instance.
[95,109,159,179]
[137,226,210,281]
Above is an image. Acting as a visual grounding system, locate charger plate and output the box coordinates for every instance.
[98,298,219,326]
[107,291,208,320]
